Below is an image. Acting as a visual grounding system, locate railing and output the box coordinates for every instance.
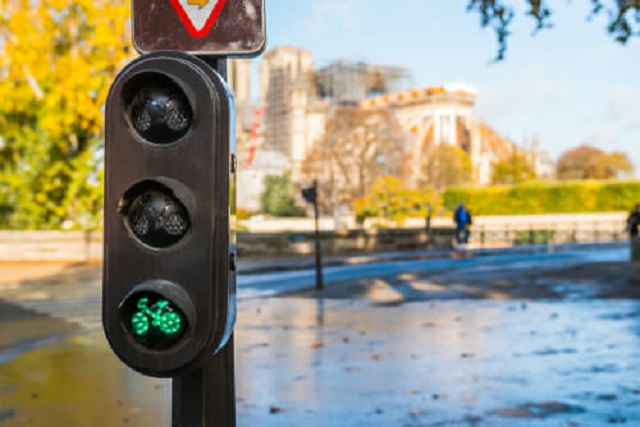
[0,220,629,262]
[470,220,627,249]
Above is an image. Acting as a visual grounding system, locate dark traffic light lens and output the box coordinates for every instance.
[126,190,190,248]
[127,74,193,144]
[121,291,188,350]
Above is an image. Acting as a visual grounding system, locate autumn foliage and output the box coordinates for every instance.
[0,0,132,229]
[556,145,634,180]
[354,176,441,225]
[444,180,640,215]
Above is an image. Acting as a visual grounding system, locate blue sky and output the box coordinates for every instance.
[262,0,640,171]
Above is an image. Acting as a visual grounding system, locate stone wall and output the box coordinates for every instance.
[0,212,628,262]
[0,228,455,262]
[236,228,455,258]
[0,231,103,262]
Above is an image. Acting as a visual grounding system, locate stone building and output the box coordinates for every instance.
[258,46,322,174]
[236,47,553,210]
[360,83,553,185]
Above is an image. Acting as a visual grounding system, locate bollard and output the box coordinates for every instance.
[632,238,640,282]
[632,237,640,262]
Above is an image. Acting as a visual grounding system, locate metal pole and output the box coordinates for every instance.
[425,203,432,247]
[172,338,236,427]
[171,55,236,427]
[529,223,535,246]
[313,180,324,290]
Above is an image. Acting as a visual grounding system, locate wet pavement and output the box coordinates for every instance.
[235,298,640,426]
[1,244,640,426]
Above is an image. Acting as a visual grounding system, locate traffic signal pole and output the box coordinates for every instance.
[103,51,238,426]
[312,180,324,290]
[302,180,324,290]
[172,338,236,427]
[171,57,236,427]
[105,2,264,426]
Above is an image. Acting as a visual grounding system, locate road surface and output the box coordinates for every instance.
[1,243,639,426]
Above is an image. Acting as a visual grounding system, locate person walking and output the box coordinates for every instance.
[453,203,470,246]
[627,204,640,238]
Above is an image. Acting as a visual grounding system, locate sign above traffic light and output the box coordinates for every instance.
[132,0,265,57]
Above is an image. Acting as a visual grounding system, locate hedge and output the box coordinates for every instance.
[443,180,640,215]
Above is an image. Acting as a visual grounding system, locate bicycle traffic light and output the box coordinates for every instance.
[103,51,236,377]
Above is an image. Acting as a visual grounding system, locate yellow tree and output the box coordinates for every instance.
[420,143,474,192]
[0,0,132,229]
[354,175,441,226]
[492,153,537,185]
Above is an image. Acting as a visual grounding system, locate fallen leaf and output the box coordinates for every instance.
[269,406,285,414]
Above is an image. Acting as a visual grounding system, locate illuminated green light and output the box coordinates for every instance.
[131,311,150,336]
[121,292,188,350]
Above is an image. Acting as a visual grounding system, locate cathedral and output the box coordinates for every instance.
[360,83,553,186]
[230,47,554,210]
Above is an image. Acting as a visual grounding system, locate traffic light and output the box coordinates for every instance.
[301,186,316,204]
[103,51,236,377]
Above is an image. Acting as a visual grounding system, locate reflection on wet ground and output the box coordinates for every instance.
[0,332,170,426]
[2,298,640,426]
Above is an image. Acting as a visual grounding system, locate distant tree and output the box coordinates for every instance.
[300,107,406,214]
[492,153,537,185]
[261,173,306,217]
[605,151,636,177]
[420,144,474,191]
[557,145,635,180]
[354,176,441,226]
[468,1,640,59]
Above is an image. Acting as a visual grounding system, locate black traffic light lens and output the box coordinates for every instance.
[126,189,190,248]
[121,291,188,350]
[127,74,193,144]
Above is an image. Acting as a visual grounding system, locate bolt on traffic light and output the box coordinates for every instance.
[103,51,236,377]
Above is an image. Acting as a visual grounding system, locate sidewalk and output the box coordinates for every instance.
[237,240,628,274]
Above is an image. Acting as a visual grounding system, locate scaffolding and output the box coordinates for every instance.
[316,61,411,106]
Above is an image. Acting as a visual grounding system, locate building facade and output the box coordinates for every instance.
[237,46,553,210]
[361,83,553,185]
[259,46,320,173]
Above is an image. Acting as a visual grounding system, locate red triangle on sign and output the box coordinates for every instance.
[169,0,229,38]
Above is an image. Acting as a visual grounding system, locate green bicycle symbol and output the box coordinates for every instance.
[131,297,183,336]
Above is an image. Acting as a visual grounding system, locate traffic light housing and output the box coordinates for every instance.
[103,51,236,377]
[301,186,316,204]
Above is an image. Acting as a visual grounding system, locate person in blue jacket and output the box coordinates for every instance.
[453,203,471,245]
